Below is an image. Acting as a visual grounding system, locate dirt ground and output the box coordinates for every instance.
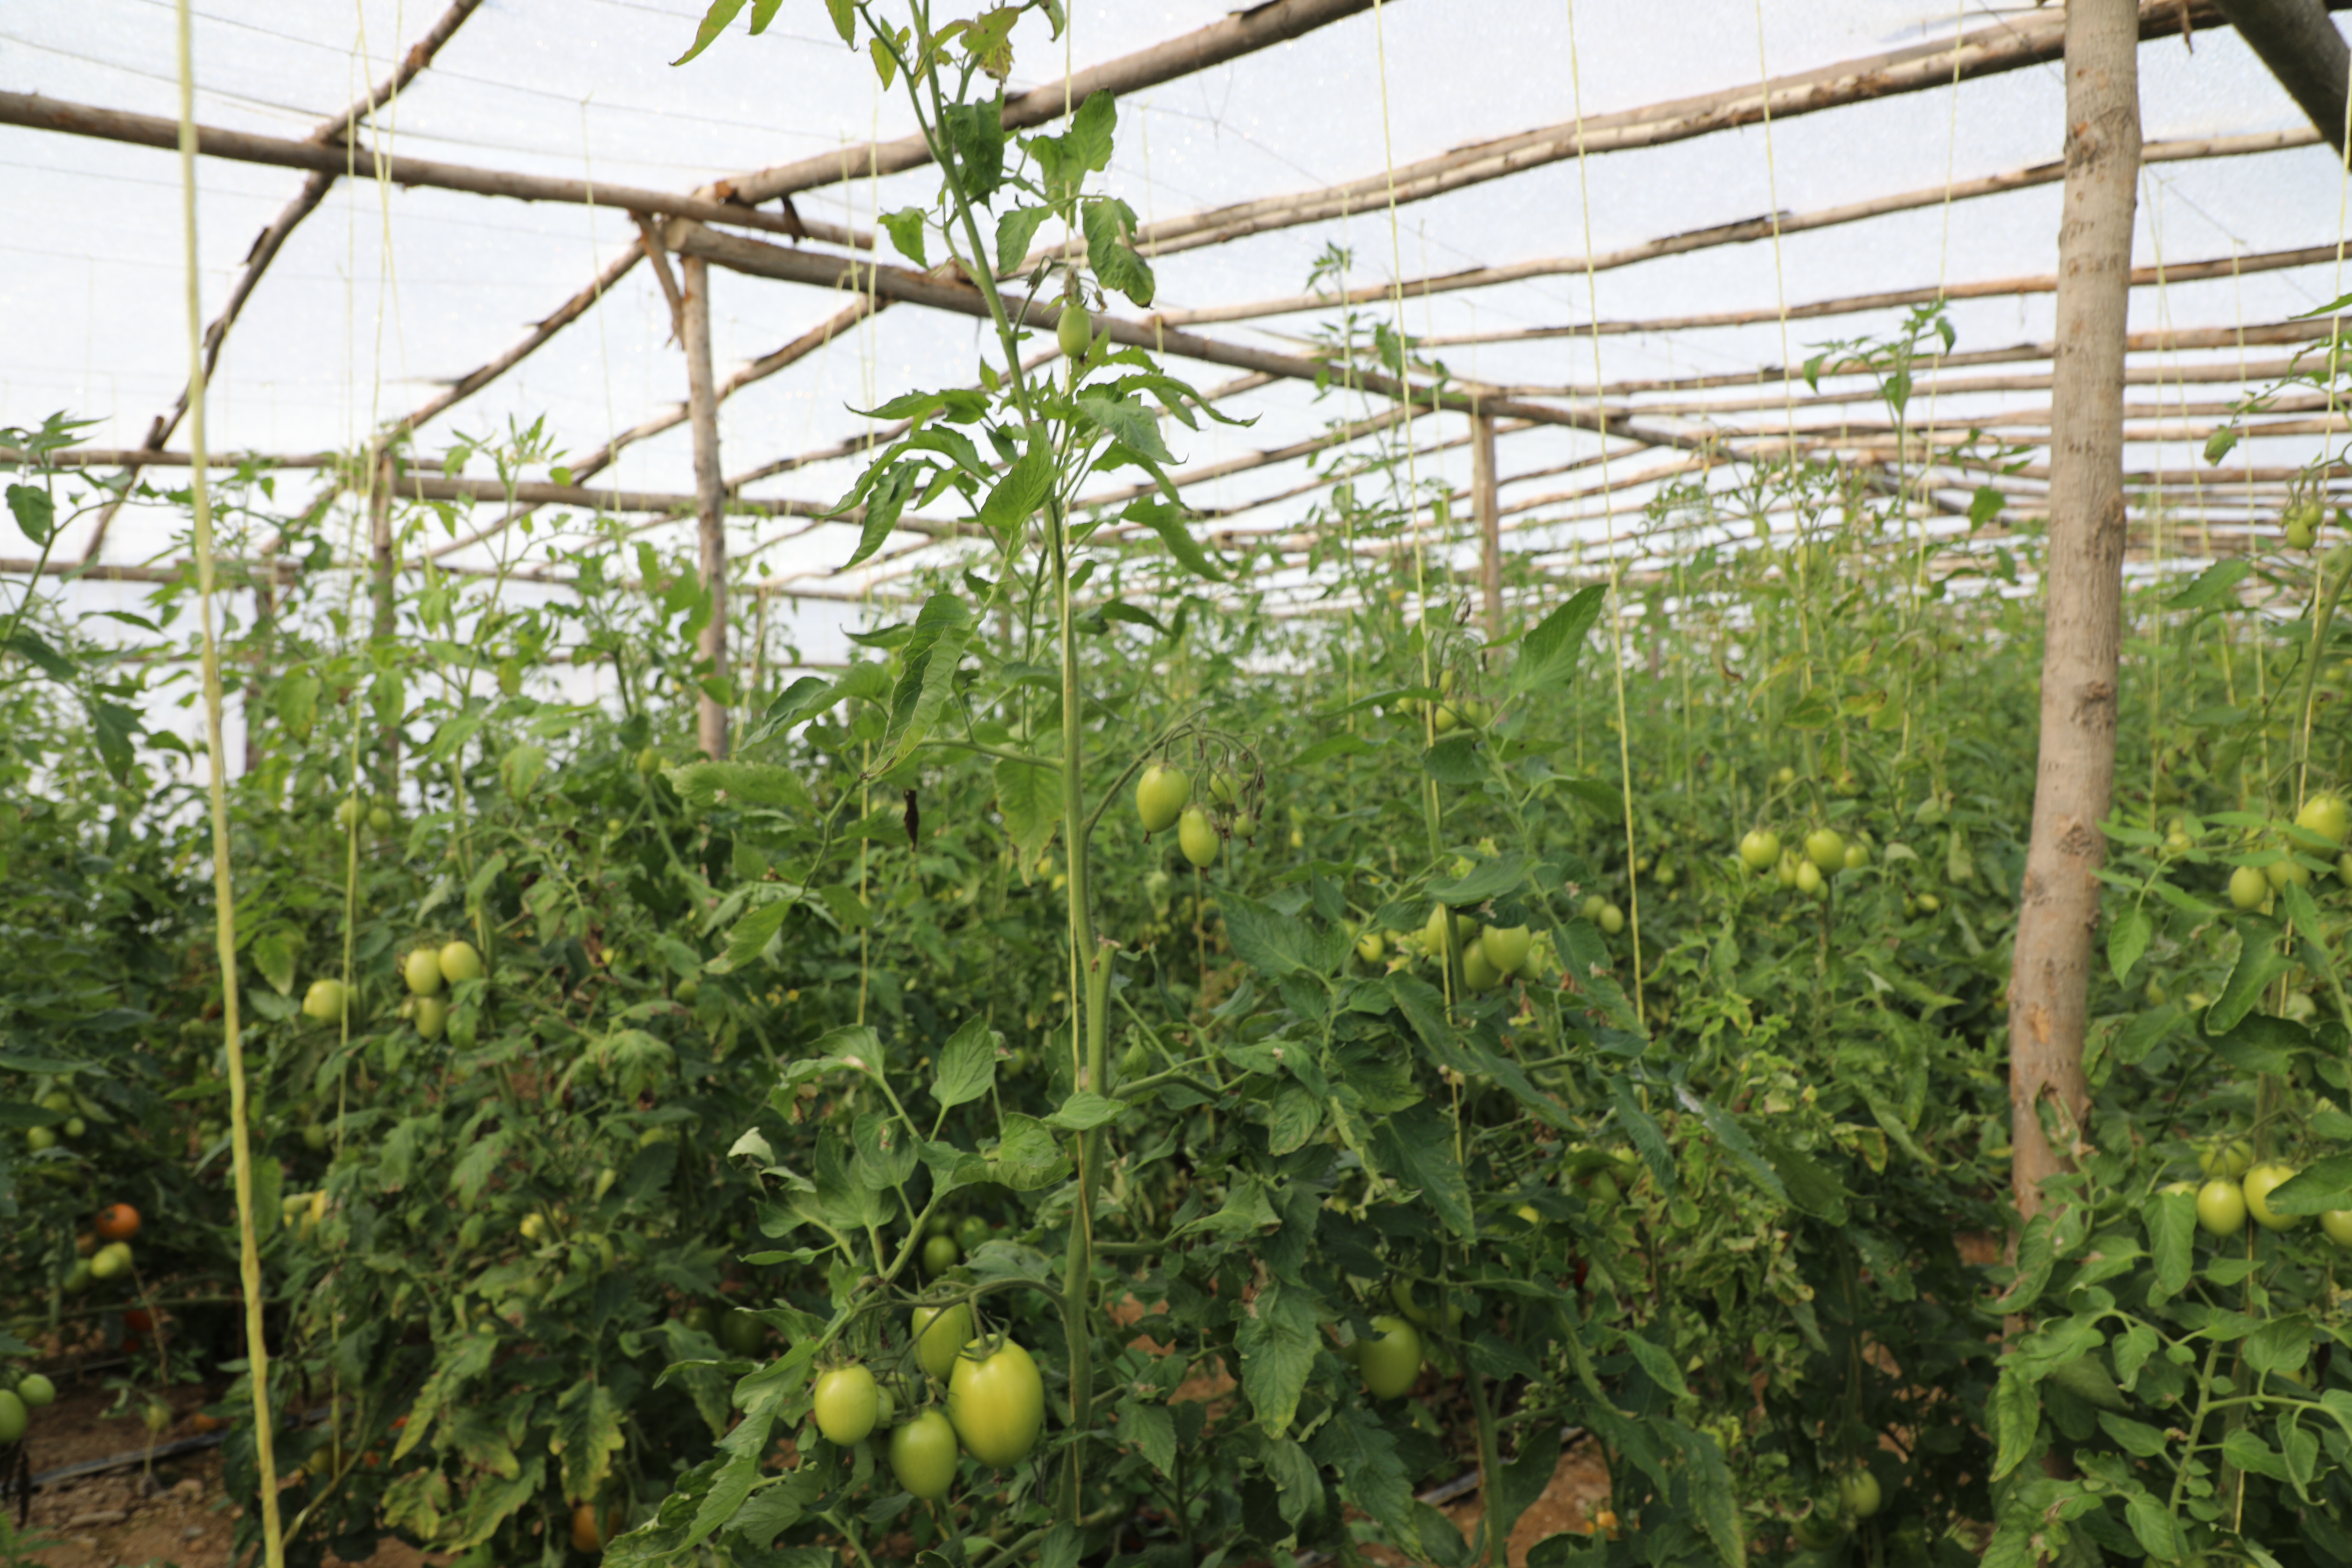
[7,1379,436,1568]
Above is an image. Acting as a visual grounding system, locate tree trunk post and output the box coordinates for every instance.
[1471,410,1502,642]
[681,252,730,760]
[2008,0,2141,1227]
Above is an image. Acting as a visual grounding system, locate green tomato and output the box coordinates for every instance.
[2321,1208,2352,1248]
[1795,860,1825,897]
[813,1364,880,1446]
[334,797,364,832]
[1843,842,1869,870]
[682,1305,716,1336]
[91,1241,132,1280]
[946,1338,1045,1467]
[2242,1163,2300,1231]
[368,805,394,834]
[2285,500,2322,549]
[719,1309,767,1357]
[1479,925,1533,976]
[1389,1278,1463,1332]
[0,1390,27,1444]
[1056,305,1093,360]
[889,1408,960,1499]
[1791,1507,1846,1549]
[404,947,445,997]
[2197,1139,2251,1180]
[1177,806,1220,869]
[16,1373,55,1408]
[1461,941,1505,992]
[922,1234,962,1278]
[439,940,484,983]
[1804,828,1845,872]
[2228,864,2268,910]
[1356,931,1386,965]
[25,1125,56,1153]
[2266,854,2311,890]
[1598,903,1625,936]
[302,1124,330,1152]
[957,1216,990,1253]
[1356,1315,1422,1398]
[1135,765,1190,834]
[301,978,346,1023]
[1739,829,1780,870]
[2297,792,2349,846]
[414,996,448,1041]
[1836,1468,1882,1520]
[2196,1179,2247,1237]
[912,1302,974,1382]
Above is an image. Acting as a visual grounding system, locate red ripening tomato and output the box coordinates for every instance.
[97,1203,140,1242]
[125,1308,155,1333]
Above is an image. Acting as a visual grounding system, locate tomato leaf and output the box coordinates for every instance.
[1046,1089,1122,1131]
[1082,197,1155,308]
[992,753,1061,863]
[2261,1156,2352,1216]
[1428,852,1529,905]
[2206,921,2291,1036]
[1234,1278,1321,1437]
[930,1016,999,1108]
[2105,903,2151,986]
[671,0,748,65]
[2166,558,2251,611]
[1509,586,1604,696]
[978,448,1055,535]
[550,1380,625,1506]
[1121,499,1226,582]
[1371,1105,1475,1237]
[995,205,1051,274]
[880,592,974,770]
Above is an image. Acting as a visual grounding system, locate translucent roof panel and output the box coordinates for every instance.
[2,0,2346,649]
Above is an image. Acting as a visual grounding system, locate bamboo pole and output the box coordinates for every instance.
[0,91,860,247]
[1526,318,2331,399]
[715,0,1380,207]
[681,255,729,761]
[172,4,283,1563]
[1114,0,2280,261]
[2009,0,2141,1234]
[1155,131,2319,328]
[670,222,1708,457]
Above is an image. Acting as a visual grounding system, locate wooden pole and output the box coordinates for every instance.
[2216,0,2351,153]
[2008,0,2141,1230]
[1408,237,2337,350]
[1115,0,2283,261]
[1472,412,1502,642]
[1151,129,2315,328]
[0,91,855,248]
[681,254,729,761]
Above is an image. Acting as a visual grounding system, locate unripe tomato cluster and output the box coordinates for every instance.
[1134,752,1261,870]
[2181,1142,2352,1247]
[809,1323,1045,1502]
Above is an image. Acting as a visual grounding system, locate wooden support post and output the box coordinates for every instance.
[1471,411,1502,642]
[2008,0,2140,1228]
[681,253,730,761]
[369,444,399,787]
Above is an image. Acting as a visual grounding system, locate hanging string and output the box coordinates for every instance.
[173,4,286,1563]
[1563,0,1645,1024]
